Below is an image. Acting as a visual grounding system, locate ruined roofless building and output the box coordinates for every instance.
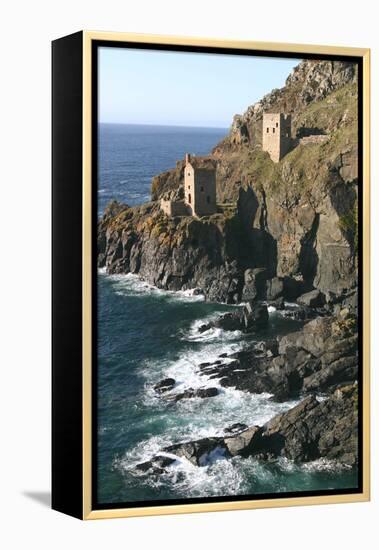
[184,154,217,216]
[262,113,292,162]
[160,154,217,218]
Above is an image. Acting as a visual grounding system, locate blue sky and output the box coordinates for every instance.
[99,47,301,128]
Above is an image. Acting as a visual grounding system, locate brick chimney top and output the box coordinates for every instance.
[185,153,191,164]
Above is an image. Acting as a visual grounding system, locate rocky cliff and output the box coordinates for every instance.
[98,59,360,473]
[98,59,359,303]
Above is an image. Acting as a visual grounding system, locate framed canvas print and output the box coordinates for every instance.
[52,31,370,520]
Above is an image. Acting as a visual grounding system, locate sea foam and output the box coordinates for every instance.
[103,272,206,303]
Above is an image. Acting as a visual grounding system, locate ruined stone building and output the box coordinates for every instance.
[184,154,217,216]
[262,113,292,162]
[160,154,217,218]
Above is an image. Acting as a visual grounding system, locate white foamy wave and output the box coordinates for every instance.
[184,316,243,343]
[138,349,300,475]
[142,339,243,392]
[142,333,299,426]
[107,272,205,303]
[116,446,351,500]
[277,457,352,473]
[154,455,253,497]
[115,450,287,498]
[174,288,205,302]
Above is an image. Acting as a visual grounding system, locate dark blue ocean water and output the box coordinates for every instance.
[97,124,357,505]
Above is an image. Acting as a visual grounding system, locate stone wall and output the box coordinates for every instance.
[160,199,190,216]
[193,169,217,216]
[299,134,330,145]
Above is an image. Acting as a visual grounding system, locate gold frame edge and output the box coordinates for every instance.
[81,31,370,520]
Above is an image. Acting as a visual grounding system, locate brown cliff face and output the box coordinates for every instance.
[99,59,359,301]
[215,61,359,291]
[98,200,254,303]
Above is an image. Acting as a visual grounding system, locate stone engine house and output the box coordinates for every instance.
[160,154,217,218]
[262,113,292,162]
[184,154,217,216]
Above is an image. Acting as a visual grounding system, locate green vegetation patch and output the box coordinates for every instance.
[339,198,358,255]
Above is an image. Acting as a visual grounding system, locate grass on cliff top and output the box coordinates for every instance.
[295,82,358,136]
[236,83,358,196]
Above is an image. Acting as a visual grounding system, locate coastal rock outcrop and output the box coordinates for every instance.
[98,201,254,303]
[165,438,229,466]
[198,314,357,402]
[260,385,358,465]
[198,302,269,333]
[153,378,176,394]
[136,384,358,474]
[153,378,219,401]
[164,386,219,402]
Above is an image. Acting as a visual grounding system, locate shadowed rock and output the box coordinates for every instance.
[165,387,219,402]
[224,426,262,457]
[198,302,268,334]
[224,423,248,434]
[297,289,326,307]
[165,437,229,466]
[243,302,268,330]
[136,455,177,475]
[196,315,357,402]
[153,378,176,394]
[260,385,358,464]
[241,268,267,301]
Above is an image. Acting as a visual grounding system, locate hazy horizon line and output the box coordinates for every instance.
[99,121,230,130]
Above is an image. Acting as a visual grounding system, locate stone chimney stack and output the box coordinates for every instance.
[185,153,191,164]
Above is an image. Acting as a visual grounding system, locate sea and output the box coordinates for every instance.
[97,123,357,505]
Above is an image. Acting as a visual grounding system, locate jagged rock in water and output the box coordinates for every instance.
[165,437,230,467]
[260,385,358,465]
[197,315,357,401]
[198,302,268,334]
[224,423,248,434]
[153,378,176,394]
[198,311,242,333]
[136,386,358,473]
[243,302,269,331]
[165,387,219,402]
[224,426,262,457]
[136,455,177,475]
